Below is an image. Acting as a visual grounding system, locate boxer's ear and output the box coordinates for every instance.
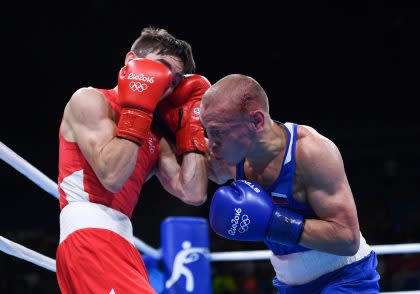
[249,110,265,132]
[124,51,137,65]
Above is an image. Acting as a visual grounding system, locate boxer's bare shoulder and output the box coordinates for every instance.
[295,124,347,196]
[61,87,113,142]
[296,124,341,166]
[291,124,345,204]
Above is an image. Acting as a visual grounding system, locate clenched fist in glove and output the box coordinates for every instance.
[158,74,211,155]
[210,180,305,246]
[116,58,173,145]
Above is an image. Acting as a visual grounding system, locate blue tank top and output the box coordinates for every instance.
[235,122,316,255]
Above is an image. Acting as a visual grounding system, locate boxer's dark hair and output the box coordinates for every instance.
[131,27,195,74]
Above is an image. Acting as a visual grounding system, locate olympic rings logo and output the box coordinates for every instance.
[129,81,148,92]
[238,215,250,233]
[228,208,251,236]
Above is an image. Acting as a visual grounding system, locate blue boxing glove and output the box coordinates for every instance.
[209,180,305,246]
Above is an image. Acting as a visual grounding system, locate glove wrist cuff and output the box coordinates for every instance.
[116,108,153,145]
[266,207,305,246]
[175,126,206,156]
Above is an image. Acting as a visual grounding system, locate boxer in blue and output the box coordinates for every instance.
[202,74,380,293]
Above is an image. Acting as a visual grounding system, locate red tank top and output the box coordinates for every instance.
[58,88,160,218]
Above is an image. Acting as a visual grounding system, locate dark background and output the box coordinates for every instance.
[1,1,419,293]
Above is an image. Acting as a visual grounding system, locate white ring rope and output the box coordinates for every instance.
[134,238,162,260]
[0,141,161,259]
[1,232,419,273]
[0,141,59,198]
[210,243,420,262]
[0,235,56,272]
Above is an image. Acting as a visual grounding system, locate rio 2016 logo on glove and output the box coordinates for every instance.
[129,82,148,92]
[127,73,155,83]
[228,208,251,236]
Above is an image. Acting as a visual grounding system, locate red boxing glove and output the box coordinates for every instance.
[158,74,211,155]
[116,58,173,145]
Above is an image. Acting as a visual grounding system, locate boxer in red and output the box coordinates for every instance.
[56,27,210,294]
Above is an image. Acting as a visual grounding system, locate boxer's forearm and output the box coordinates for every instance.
[67,88,141,193]
[299,219,360,256]
[93,137,139,192]
[178,152,208,205]
[156,139,208,205]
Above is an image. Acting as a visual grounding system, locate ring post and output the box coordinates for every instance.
[161,217,211,294]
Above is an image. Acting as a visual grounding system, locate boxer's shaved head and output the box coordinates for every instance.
[201,74,270,164]
[202,74,269,119]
